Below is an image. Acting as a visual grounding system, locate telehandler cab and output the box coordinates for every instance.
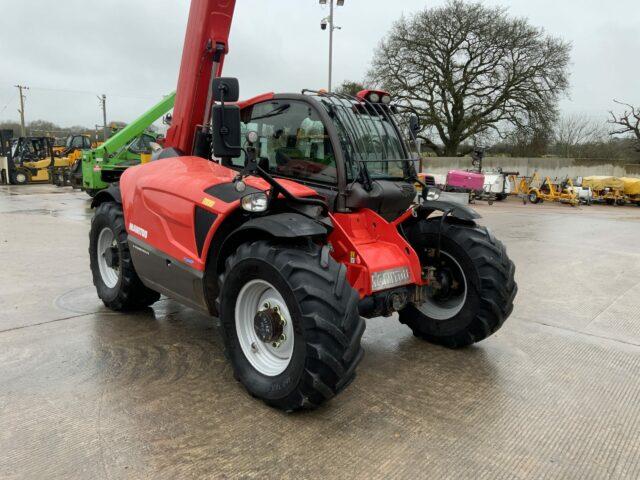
[89,0,516,411]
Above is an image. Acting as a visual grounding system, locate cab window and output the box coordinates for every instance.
[128,134,155,154]
[237,100,336,184]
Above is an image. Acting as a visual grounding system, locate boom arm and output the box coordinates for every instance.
[96,92,176,158]
[164,0,237,155]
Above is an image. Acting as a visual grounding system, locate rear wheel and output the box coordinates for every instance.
[218,240,365,411]
[89,202,160,310]
[399,218,517,348]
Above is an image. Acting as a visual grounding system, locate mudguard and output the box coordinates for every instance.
[233,213,329,239]
[90,184,122,208]
[418,200,481,221]
[218,213,330,272]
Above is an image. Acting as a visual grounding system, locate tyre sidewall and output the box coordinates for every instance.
[405,223,482,336]
[13,169,29,185]
[220,257,307,401]
[89,206,123,303]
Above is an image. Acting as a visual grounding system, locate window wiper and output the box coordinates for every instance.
[251,104,291,122]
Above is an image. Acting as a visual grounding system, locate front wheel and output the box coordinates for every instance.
[218,240,365,411]
[12,168,30,185]
[528,190,541,204]
[89,202,160,310]
[399,218,517,348]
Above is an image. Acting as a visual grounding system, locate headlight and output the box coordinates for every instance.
[371,266,411,292]
[424,187,441,201]
[241,192,268,212]
[381,94,392,105]
[368,92,380,103]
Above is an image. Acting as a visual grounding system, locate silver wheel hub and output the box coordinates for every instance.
[417,251,468,320]
[235,279,294,377]
[97,227,119,289]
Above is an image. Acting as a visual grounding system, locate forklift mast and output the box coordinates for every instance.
[164,0,236,156]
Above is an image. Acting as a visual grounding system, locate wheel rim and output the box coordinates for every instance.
[97,227,120,289]
[16,173,26,183]
[417,251,468,320]
[235,279,294,377]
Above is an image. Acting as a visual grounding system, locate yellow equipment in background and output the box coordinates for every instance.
[527,172,579,206]
[10,137,55,184]
[50,135,92,186]
[582,176,626,205]
[620,177,640,206]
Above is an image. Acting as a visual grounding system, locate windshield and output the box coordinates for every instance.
[312,93,415,181]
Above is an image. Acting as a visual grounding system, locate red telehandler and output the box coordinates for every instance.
[89,0,517,411]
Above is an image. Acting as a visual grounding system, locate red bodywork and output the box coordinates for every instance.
[121,155,424,298]
[165,0,237,154]
[120,0,423,300]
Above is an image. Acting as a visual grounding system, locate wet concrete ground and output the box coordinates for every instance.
[1,184,640,479]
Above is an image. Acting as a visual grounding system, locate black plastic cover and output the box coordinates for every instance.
[212,105,241,158]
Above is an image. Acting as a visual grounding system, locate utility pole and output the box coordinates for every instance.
[14,85,29,136]
[320,0,344,92]
[98,94,108,141]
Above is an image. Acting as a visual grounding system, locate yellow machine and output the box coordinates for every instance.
[50,135,92,186]
[582,176,626,205]
[620,177,640,206]
[10,137,56,184]
[527,173,579,206]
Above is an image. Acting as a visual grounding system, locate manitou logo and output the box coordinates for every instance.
[129,223,148,239]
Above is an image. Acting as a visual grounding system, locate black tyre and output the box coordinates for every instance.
[218,240,365,411]
[86,189,100,198]
[399,218,517,348]
[89,202,160,311]
[52,170,64,186]
[528,190,541,204]
[495,194,508,201]
[12,168,29,185]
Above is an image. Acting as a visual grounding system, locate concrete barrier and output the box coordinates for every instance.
[421,157,640,179]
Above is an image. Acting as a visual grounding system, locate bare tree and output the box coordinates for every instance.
[368,1,571,156]
[609,100,640,152]
[554,115,606,158]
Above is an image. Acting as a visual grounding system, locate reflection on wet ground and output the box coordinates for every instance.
[1,184,640,479]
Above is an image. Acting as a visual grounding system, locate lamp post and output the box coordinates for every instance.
[320,0,344,92]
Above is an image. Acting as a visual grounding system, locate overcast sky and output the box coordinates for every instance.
[0,0,638,130]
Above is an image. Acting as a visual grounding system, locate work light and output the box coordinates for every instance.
[241,192,269,212]
[368,92,380,103]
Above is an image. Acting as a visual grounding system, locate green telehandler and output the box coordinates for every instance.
[71,92,175,196]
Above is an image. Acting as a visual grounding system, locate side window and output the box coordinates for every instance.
[71,136,85,149]
[128,135,154,154]
[237,101,337,184]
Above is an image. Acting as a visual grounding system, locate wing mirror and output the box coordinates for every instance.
[211,77,241,158]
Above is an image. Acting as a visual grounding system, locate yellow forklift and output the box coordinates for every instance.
[9,136,56,184]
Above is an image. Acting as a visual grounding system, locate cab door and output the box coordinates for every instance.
[236,99,341,209]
